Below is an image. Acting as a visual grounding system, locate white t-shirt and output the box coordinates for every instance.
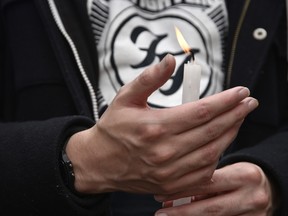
[88,0,228,109]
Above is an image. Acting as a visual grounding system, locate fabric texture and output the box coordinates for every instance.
[0,0,287,215]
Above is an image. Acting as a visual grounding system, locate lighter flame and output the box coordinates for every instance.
[175,26,190,54]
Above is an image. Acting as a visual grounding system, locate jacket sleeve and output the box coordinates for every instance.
[0,116,109,216]
[0,0,111,214]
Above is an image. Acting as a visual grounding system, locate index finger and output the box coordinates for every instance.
[161,86,251,132]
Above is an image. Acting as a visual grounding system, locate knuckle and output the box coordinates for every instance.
[234,108,246,120]
[201,145,219,165]
[183,159,198,172]
[204,124,221,141]
[150,168,172,183]
[195,102,212,122]
[137,124,166,142]
[137,66,157,87]
[149,148,176,165]
[242,165,263,184]
[250,190,270,209]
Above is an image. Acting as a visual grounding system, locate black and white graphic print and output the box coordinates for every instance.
[89,0,228,108]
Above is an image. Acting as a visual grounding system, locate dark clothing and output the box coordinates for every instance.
[222,0,288,214]
[0,0,287,215]
[0,0,108,215]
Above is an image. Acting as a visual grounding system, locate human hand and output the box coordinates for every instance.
[66,54,258,195]
[155,162,276,216]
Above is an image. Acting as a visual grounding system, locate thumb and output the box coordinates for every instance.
[121,54,176,106]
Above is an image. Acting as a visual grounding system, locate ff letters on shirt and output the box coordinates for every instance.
[89,0,228,108]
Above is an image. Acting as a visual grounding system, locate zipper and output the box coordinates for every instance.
[47,0,99,121]
[226,0,251,88]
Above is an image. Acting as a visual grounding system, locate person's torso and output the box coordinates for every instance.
[88,0,228,108]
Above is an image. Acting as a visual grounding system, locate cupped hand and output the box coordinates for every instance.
[155,162,276,216]
[66,54,258,195]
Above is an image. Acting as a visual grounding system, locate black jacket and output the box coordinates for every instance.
[0,0,287,215]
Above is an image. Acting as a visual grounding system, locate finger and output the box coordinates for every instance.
[160,86,253,133]
[173,97,258,156]
[116,54,176,106]
[155,164,240,201]
[176,121,242,178]
[144,98,258,193]
[155,191,249,216]
[148,97,258,177]
[148,123,239,191]
[151,120,245,194]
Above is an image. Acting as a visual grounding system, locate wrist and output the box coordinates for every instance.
[65,128,112,194]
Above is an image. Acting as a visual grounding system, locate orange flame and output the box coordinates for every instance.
[175,26,191,55]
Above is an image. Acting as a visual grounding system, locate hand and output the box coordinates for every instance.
[66,54,258,195]
[155,162,276,216]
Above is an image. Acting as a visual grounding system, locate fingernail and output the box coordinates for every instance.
[156,213,168,216]
[238,87,250,97]
[248,98,259,110]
